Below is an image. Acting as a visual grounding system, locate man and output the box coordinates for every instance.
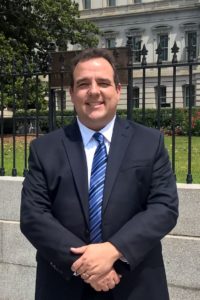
[20,48,178,300]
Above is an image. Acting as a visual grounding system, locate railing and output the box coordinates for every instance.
[0,39,200,182]
[126,37,200,183]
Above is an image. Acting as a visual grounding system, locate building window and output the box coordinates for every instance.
[180,22,199,61]
[132,36,141,62]
[103,31,118,48]
[155,86,169,108]
[83,0,91,9]
[56,90,66,110]
[158,34,168,61]
[134,0,142,3]
[186,31,197,60]
[105,38,116,48]
[152,25,172,62]
[183,84,195,107]
[133,87,140,108]
[107,0,116,7]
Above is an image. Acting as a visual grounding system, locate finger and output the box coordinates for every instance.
[71,263,80,275]
[81,272,90,281]
[91,284,101,292]
[101,284,110,292]
[84,273,99,282]
[71,259,83,273]
[113,273,121,285]
[107,281,116,290]
[70,246,87,254]
[77,265,94,276]
[84,275,98,284]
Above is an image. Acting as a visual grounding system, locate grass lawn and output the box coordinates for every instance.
[1,135,200,183]
[1,136,34,177]
[164,136,200,184]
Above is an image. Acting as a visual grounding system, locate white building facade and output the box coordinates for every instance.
[69,0,200,109]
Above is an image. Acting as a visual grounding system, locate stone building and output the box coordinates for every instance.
[66,0,200,109]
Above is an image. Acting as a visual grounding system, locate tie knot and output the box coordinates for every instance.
[93,132,104,144]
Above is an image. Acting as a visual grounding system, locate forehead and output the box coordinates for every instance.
[73,57,114,78]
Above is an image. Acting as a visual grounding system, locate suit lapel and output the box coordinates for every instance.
[60,118,135,224]
[103,118,135,213]
[61,121,89,226]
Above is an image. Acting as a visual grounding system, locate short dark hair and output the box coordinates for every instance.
[69,48,120,88]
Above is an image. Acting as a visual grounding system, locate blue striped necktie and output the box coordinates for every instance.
[89,132,107,243]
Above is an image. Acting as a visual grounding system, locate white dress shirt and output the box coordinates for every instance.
[77,116,128,263]
[77,116,116,187]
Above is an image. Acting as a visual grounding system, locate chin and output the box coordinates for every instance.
[88,111,106,120]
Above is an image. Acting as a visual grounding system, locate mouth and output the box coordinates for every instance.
[87,101,104,108]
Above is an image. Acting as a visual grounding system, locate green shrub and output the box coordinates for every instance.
[192,111,200,136]
[117,107,200,136]
[2,108,200,136]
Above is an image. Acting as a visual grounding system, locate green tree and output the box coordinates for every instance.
[0,0,99,58]
[0,0,99,110]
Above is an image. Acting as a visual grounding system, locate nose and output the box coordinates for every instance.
[88,81,100,96]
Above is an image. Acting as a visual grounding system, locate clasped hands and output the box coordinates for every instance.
[70,242,122,292]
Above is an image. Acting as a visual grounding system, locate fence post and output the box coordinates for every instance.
[141,45,148,124]
[186,43,194,184]
[47,51,56,132]
[126,35,133,120]
[171,41,179,179]
[22,56,30,177]
[156,43,163,130]
[59,53,65,127]
[0,59,5,176]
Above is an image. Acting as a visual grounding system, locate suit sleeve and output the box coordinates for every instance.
[108,133,179,271]
[20,142,86,279]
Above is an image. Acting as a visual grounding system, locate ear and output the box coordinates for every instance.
[116,83,121,94]
[69,87,74,103]
[116,83,121,104]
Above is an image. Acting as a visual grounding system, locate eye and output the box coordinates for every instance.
[98,81,110,87]
[77,82,89,88]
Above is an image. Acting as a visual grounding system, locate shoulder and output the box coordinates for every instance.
[117,117,162,139]
[30,127,64,149]
[30,119,79,147]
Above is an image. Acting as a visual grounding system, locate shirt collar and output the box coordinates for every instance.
[77,116,116,147]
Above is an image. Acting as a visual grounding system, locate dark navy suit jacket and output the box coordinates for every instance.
[20,117,178,300]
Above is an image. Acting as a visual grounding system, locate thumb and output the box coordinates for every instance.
[70,245,88,254]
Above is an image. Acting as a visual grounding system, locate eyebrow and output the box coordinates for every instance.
[75,77,112,85]
[75,78,90,85]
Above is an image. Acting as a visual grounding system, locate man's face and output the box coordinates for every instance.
[70,57,121,131]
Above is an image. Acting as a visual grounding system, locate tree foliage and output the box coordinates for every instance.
[0,0,99,59]
[0,0,99,110]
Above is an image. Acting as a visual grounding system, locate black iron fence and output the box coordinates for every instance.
[0,39,200,182]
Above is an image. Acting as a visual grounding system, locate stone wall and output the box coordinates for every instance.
[0,177,199,300]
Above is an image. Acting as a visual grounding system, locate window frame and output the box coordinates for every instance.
[55,90,67,111]
[83,0,91,10]
[186,31,197,60]
[158,34,168,61]
[107,0,116,7]
[132,36,141,63]
[155,85,169,108]
[183,84,195,107]
[105,38,116,48]
[133,87,140,108]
